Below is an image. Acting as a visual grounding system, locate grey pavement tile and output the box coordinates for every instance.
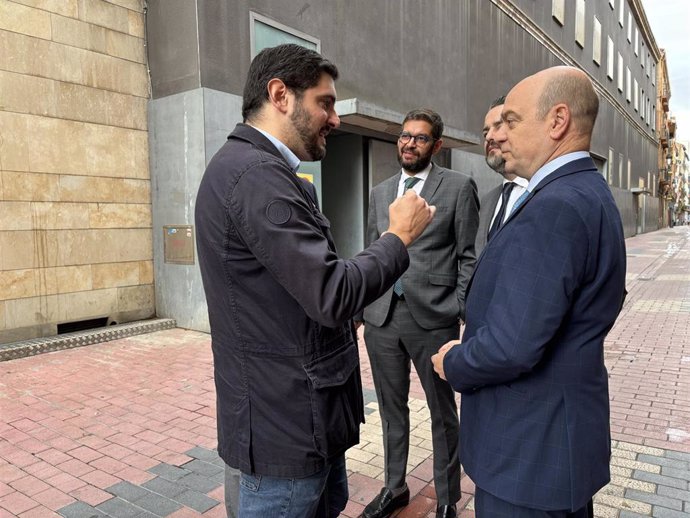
[96,497,144,518]
[661,466,690,482]
[134,492,182,516]
[182,458,223,477]
[212,471,225,484]
[59,501,107,518]
[173,489,219,513]
[142,477,188,498]
[363,387,378,406]
[620,512,653,518]
[147,463,189,481]
[634,470,689,490]
[658,485,690,503]
[625,488,683,511]
[652,507,690,518]
[185,446,220,462]
[209,456,226,467]
[177,472,221,493]
[666,451,690,463]
[107,481,151,502]
[639,454,690,471]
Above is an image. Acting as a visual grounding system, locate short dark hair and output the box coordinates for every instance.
[402,108,444,140]
[489,95,506,109]
[242,44,339,122]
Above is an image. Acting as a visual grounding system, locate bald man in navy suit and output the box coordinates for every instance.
[433,67,626,517]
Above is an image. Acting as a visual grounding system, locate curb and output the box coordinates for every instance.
[0,318,177,362]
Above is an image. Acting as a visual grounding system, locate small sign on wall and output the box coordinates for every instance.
[164,225,194,265]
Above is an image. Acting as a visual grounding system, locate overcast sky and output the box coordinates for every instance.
[641,0,690,143]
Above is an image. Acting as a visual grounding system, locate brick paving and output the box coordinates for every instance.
[0,227,689,517]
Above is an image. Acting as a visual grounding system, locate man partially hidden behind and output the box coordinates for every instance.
[475,96,528,256]
[195,44,435,518]
[432,66,626,517]
[359,109,479,518]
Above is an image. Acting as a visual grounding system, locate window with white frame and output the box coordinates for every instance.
[617,53,624,91]
[634,79,639,111]
[647,55,651,78]
[618,0,624,27]
[608,148,614,184]
[607,37,614,79]
[640,91,645,119]
[552,0,565,25]
[592,16,601,63]
[627,12,632,42]
[626,67,631,101]
[627,159,631,190]
[641,41,645,67]
[250,12,319,58]
[575,0,585,46]
[618,153,624,187]
[634,28,639,56]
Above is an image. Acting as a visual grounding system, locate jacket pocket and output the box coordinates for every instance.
[303,344,363,458]
[428,273,456,286]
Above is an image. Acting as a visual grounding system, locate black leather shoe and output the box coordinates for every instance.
[360,486,410,518]
[436,504,457,518]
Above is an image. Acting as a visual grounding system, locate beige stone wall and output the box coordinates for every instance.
[0,0,153,343]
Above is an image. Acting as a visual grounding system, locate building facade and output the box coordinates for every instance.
[0,0,671,341]
[0,0,153,344]
[146,0,664,331]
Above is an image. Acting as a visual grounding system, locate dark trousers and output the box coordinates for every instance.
[364,298,461,505]
[475,487,594,518]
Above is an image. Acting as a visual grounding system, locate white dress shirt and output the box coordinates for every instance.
[489,176,529,227]
[397,163,432,197]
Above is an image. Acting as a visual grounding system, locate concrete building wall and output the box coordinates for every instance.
[0,0,153,343]
[144,0,664,332]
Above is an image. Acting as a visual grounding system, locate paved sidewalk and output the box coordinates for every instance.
[1,227,689,517]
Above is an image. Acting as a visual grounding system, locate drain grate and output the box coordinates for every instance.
[0,318,177,362]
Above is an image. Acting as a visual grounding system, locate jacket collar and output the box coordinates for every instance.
[228,123,286,163]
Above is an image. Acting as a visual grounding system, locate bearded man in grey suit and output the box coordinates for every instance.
[358,109,479,518]
[475,96,528,256]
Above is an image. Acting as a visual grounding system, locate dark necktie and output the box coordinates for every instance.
[392,176,422,297]
[487,182,515,240]
[402,176,421,194]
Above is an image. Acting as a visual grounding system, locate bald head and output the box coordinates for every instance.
[493,66,598,179]
[535,66,599,136]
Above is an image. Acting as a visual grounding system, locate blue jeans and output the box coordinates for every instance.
[238,455,348,518]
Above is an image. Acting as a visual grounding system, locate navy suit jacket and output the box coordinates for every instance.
[443,157,626,511]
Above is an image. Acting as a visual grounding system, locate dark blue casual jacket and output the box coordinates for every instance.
[195,124,409,477]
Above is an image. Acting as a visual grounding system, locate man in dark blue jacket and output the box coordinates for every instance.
[195,44,435,518]
[433,67,626,517]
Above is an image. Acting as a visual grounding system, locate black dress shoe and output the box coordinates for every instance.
[360,486,410,518]
[436,504,457,518]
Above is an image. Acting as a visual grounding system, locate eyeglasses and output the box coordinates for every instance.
[398,132,434,145]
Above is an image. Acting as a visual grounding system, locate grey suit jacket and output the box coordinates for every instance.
[475,184,503,256]
[362,163,479,329]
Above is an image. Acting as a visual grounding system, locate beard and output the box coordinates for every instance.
[485,152,506,175]
[398,146,433,173]
[291,101,327,161]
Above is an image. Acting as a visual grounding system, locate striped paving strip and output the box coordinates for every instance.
[629,299,690,313]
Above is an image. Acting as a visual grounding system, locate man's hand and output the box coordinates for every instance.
[386,190,436,246]
[431,340,460,381]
